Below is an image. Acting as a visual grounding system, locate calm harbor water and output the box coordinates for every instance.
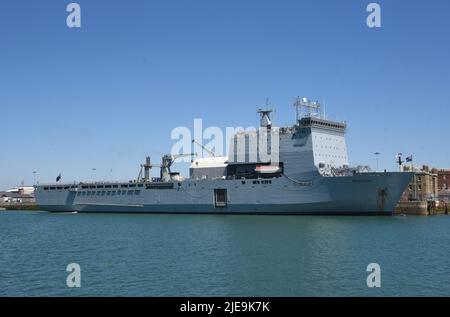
[1,210,450,296]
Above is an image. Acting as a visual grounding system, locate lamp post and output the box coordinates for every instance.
[374,152,381,172]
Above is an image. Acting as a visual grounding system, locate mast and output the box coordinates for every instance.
[293,96,322,122]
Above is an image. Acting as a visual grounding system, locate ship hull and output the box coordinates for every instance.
[35,172,412,215]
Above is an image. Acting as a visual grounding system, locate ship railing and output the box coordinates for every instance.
[36,178,166,187]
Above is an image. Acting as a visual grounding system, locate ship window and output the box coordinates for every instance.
[127,190,133,195]
[44,187,49,190]
[105,185,112,188]
[112,191,116,195]
[102,191,106,195]
[117,190,121,195]
[122,191,126,195]
[89,185,95,189]
[241,181,246,184]
[57,186,63,190]
[82,186,88,189]
[121,184,128,188]
[107,191,111,195]
[77,192,81,196]
[129,184,136,188]
[82,192,86,196]
[135,190,140,195]
[112,185,118,188]
[97,191,101,195]
[97,185,104,189]
[138,184,143,188]
[64,186,70,190]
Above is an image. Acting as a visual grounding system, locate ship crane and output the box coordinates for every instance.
[192,139,216,157]
[160,153,197,182]
[137,156,161,182]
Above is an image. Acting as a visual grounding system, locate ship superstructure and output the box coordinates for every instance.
[35,97,412,215]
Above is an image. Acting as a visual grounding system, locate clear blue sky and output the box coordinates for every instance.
[0,0,449,189]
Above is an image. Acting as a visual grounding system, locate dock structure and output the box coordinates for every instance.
[0,189,37,210]
[0,203,39,211]
[394,165,447,216]
[394,200,447,216]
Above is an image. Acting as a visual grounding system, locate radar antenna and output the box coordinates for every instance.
[293,96,322,122]
[257,99,274,128]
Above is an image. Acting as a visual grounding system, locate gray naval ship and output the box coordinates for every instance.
[35,97,412,215]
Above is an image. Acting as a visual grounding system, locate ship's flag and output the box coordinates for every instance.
[56,174,61,182]
[406,155,413,162]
